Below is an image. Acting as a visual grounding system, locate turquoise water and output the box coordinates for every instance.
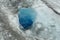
[18,8,36,30]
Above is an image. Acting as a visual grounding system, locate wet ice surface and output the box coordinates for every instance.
[0,0,60,40]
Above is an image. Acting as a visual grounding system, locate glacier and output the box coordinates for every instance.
[0,0,60,40]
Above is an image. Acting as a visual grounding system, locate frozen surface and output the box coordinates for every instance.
[0,0,60,40]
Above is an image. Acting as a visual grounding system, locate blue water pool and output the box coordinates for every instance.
[18,8,36,30]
